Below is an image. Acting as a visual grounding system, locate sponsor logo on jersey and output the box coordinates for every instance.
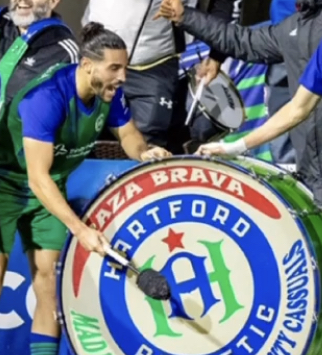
[54,142,96,159]
[58,159,320,355]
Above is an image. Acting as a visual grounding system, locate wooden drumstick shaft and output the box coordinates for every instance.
[185,77,205,126]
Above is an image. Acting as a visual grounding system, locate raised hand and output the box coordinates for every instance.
[153,0,184,23]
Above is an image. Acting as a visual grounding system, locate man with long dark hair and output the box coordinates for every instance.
[0,21,170,355]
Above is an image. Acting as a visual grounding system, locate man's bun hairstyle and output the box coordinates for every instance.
[80,21,126,59]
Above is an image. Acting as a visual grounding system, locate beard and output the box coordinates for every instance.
[9,0,51,28]
[91,75,104,97]
[90,72,118,103]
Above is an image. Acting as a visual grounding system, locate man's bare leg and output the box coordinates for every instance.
[28,249,61,355]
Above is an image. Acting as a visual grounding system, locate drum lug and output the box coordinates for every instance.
[55,261,62,275]
[298,208,320,217]
[55,311,64,325]
[291,171,303,181]
[264,172,287,181]
[264,173,272,181]
[311,256,318,270]
[274,172,286,180]
[287,208,298,218]
[105,174,118,185]
[249,168,260,181]
[298,209,309,218]
[149,157,166,163]
[276,172,286,180]
[202,155,215,162]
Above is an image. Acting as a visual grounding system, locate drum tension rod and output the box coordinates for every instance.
[264,172,286,181]
[105,173,118,185]
[298,209,309,217]
[249,168,261,181]
[287,208,317,218]
[287,208,298,218]
[312,312,318,323]
[299,208,321,216]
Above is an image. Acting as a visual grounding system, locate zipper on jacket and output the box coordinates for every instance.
[128,0,154,64]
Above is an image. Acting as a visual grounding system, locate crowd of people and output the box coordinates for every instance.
[0,0,322,354]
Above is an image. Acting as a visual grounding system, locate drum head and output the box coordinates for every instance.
[189,69,246,130]
[57,156,320,355]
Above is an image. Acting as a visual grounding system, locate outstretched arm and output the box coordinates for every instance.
[155,0,284,64]
[195,41,322,156]
[207,0,244,61]
[196,0,245,84]
[243,86,320,149]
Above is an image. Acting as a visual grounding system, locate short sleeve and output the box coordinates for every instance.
[299,41,322,96]
[107,88,131,128]
[18,86,65,143]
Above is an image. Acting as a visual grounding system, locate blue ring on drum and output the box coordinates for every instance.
[99,194,280,355]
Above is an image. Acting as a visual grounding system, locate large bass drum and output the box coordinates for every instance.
[57,156,321,355]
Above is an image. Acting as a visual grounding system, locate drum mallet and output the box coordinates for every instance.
[103,245,171,301]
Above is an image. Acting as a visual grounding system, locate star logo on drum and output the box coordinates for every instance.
[162,228,185,251]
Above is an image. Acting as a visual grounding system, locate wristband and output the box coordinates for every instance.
[225,139,247,155]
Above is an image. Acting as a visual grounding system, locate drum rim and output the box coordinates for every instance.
[188,68,246,129]
[56,155,320,355]
[236,155,314,198]
[234,155,322,354]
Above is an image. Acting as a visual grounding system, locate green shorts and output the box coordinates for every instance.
[0,174,68,254]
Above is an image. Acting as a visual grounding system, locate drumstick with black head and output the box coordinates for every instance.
[103,245,171,301]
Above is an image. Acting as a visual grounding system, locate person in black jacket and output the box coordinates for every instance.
[0,2,78,355]
[194,0,243,84]
[155,0,322,207]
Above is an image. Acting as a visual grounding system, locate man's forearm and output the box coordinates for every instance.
[29,174,85,235]
[121,130,149,161]
[179,7,283,64]
[207,0,242,63]
[244,102,305,149]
